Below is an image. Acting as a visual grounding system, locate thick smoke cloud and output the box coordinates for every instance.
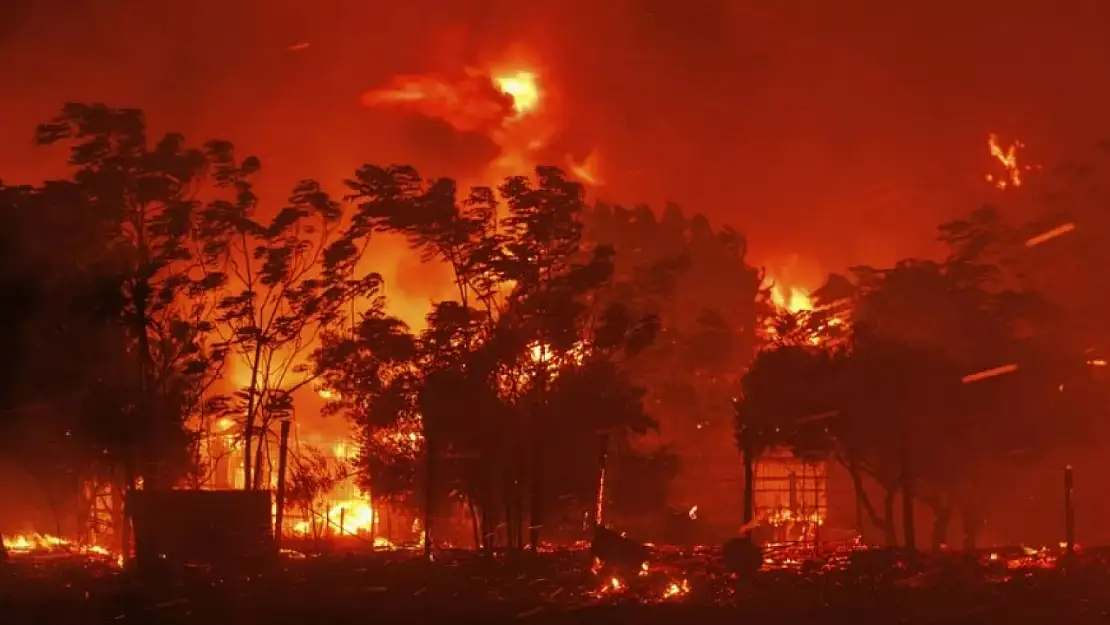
[2,0,1109,284]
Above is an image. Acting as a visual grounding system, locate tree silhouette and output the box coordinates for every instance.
[583,202,763,522]
[738,208,1103,548]
[202,149,380,490]
[33,104,234,494]
[316,165,658,553]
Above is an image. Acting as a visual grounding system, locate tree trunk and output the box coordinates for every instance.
[900,465,915,550]
[882,486,898,546]
[273,419,291,546]
[930,503,952,549]
[423,437,435,558]
[503,471,515,549]
[369,498,379,548]
[242,342,264,490]
[961,505,983,550]
[468,497,481,550]
[252,427,268,490]
[741,434,756,526]
[480,477,494,553]
[842,457,896,544]
[120,466,135,567]
[528,441,542,551]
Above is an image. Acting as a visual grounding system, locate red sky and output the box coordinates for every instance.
[2,0,1108,292]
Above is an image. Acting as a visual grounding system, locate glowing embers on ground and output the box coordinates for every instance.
[588,556,691,602]
[2,532,120,566]
[197,417,419,545]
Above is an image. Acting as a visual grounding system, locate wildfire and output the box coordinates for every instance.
[769,282,814,314]
[985,133,1038,189]
[2,533,118,564]
[765,507,824,527]
[492,70,540,119]
[568,150,603,186]
[362,53,601,189]
[588,556,691,601]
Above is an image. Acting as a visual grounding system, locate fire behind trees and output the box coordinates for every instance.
[0,102,1108,561]
[738,208,1109,550]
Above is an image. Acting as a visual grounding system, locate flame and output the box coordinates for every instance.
[985,133,1037,189]
[662,578,691,599]
[492,70,540,119]
[765,507,824,527]
[769,282,814,314]
[2,533,117,563]
[568,149,603,185]
[362,52,601,190]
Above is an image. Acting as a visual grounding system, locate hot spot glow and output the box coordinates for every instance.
[770,282,814,314]
[493,70,540,119]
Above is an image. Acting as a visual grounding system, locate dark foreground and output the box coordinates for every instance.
[3,545,1110,625]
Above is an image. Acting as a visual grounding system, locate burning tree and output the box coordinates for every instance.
[315,165,658,553]
[202,150,380,491]
[582,203,765,521]
[0,105,257,555]
[737,208,1104,548]
[29,104,239,488]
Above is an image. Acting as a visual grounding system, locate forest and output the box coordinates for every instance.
[1,103,1108,559]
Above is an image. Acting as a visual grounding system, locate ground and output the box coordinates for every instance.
[3,544,1110,625]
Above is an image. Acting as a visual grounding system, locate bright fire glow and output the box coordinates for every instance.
[362,52,601,191]
[568,149,603,186]
[3,533,117,563]
[769,282,814,314]
[492,70,540,119]
[986,133,1037,189]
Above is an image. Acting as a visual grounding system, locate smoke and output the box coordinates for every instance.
[2,0,1110,283]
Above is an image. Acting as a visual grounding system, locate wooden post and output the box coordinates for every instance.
[741,431,756,526]
[1064,465,1075,562]
[273,418,292,547]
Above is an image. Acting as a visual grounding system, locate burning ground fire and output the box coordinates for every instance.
[587,556,691,602]
[2,533,121,567]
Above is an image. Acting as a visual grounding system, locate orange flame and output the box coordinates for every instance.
[986,133,1036,189]
[362,53,601,190]
[492,70,540,120]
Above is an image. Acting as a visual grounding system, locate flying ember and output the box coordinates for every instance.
[985,133,1039,190]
